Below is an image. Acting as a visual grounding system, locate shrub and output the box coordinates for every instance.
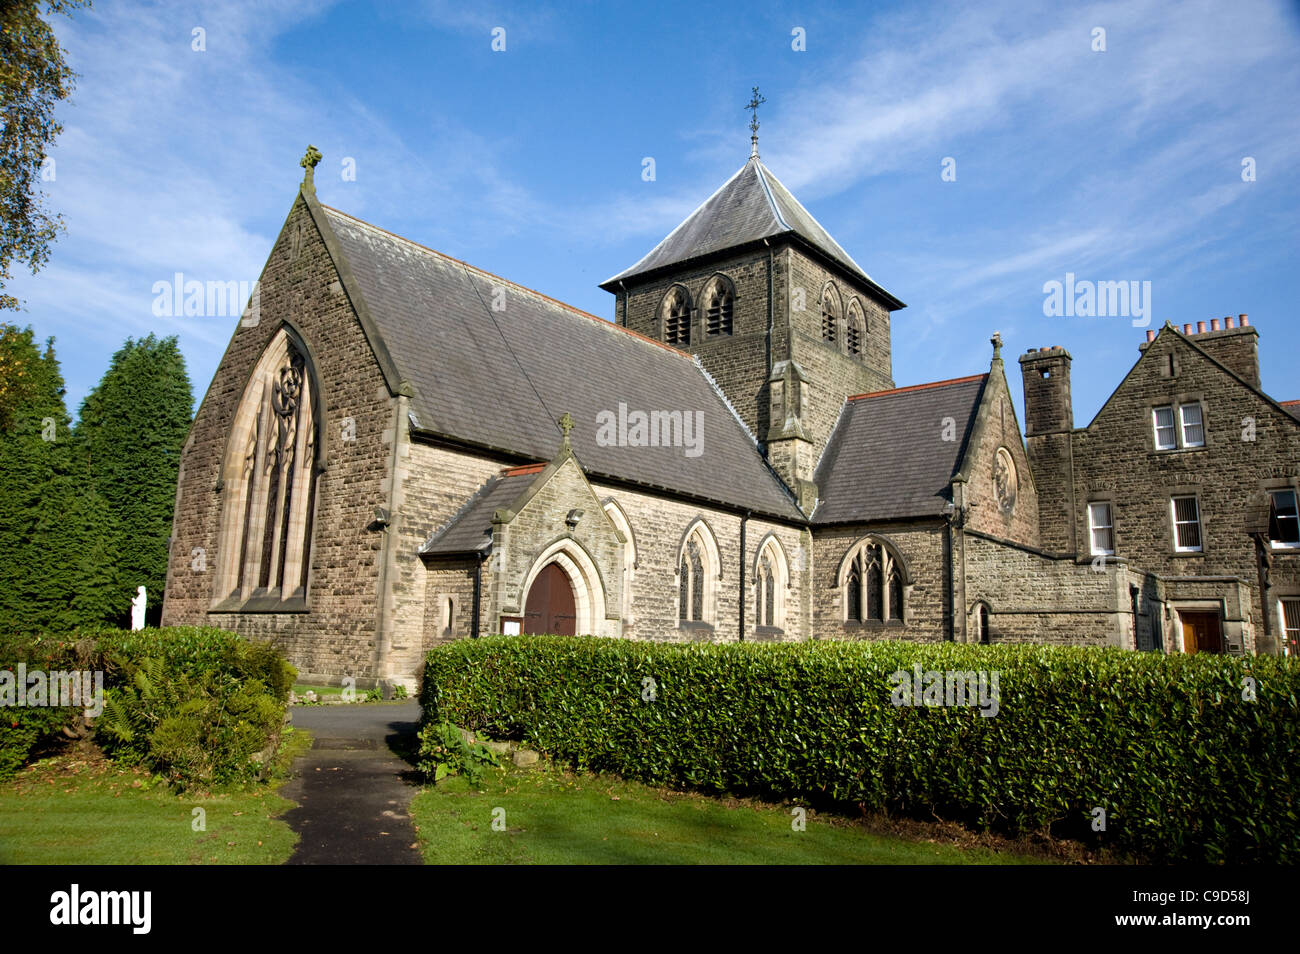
[421,636,1300,863]
[415,720,499,785]
[1,626,295,786]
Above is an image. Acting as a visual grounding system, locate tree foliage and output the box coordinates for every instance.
[76,334,193,617]
[0,0,90,310]
[0,322,118,629]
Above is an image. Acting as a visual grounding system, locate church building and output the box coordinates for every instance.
[161,134,1300,687]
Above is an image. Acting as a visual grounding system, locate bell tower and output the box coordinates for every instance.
[599,92,905,510]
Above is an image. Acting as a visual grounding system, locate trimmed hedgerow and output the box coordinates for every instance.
[0,626,295,785]
[420,636,1300,863]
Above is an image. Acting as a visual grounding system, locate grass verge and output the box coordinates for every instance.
[0,728,312,865]
[410,762,1052,865]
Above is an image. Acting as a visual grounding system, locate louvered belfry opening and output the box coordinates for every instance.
[663,286,691,346]
[821,287,839,344]
[705,279,734,337]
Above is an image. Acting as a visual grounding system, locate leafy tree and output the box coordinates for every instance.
[0,0,90,310]
[76,334,193,618]
[0,322,118,629]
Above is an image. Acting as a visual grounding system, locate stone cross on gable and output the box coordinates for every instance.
[745,86,767,157]
[558,411,575,450]
[300,145,323,192]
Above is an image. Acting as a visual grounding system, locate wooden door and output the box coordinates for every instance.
[523,563,577,635]
[1180,611,1224,655]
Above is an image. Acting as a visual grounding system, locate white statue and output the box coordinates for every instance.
[130,586,147,631]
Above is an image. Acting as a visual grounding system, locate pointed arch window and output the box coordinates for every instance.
[820,284,841,345]
[846,559,862,621]
[680,539,705,621]
[677,521,720,626]
[846,299,865,358]
[754,537,789,631]
[662,285,691,346]
[841,537,908,624]
[704,276,735,337]
[603,500,637,625]
[215,327,321,606]
[973,602,992,644]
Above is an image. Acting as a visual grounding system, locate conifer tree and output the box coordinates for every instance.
[75,334,193,619]
[0,323,118,629]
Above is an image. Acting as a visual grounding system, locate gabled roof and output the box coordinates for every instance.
[1281,400,1300,421]
[420,466,540,556]
[599,157,904,309]
[313,201,802,521]
[812,374,987,524]
[1083,322,1300,432]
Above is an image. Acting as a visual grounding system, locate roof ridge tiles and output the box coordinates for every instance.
[849,373,987,402]
[320,204,690,359]
[502,462,547,477]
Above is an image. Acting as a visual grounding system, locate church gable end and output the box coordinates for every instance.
[163,183,405,682]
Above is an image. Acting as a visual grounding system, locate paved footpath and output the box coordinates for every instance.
[280,701,424,865]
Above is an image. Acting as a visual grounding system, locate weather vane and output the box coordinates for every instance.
[745,86,766,157]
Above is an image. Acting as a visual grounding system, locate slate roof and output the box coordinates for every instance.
[420,468,541,555]
[600,157,904,309]
[812,374,988,524]
[1279,400,1300,421]
[319,205,802,521]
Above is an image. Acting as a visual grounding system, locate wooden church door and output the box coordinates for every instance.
[523,563,577,635]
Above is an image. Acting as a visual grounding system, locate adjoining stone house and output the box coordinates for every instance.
[161,145,1299,687]
[1020,320,1300,656]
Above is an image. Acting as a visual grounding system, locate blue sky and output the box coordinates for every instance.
[10,0,1300,429]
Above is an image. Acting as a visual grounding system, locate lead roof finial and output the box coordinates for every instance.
[745,86,766,159]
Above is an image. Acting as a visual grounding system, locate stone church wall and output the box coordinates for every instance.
[960,371,1041,548]
[589,482,809,644]
[619,248,775,440]
[786,246,895,462]
[163,194,399,684]
[811,522,951,640]
[961,531,1130,647]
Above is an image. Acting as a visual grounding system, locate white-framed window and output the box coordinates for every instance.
[1270,489,1300,548]
[1088,502,1114,555]
[1281,598,1300,655]
[1153,406,1177,450]
[1153,402,1206,450]
[1171,495,1203,552]
[1179,403,1205,447]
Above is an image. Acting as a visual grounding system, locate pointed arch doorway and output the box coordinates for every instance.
[523,562,577,635]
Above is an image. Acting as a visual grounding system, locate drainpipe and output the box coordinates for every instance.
[739,511,750,641]
[471,549,485,638]
[1254,535,1275,654]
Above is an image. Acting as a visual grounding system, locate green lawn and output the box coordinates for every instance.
[411,763,1047,865]
[0,730,311,865]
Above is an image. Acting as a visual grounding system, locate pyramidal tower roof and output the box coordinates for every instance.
[600,155,903,308]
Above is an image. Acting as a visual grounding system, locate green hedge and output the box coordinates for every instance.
[1,626,295,785]
[420,636,1300,863]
